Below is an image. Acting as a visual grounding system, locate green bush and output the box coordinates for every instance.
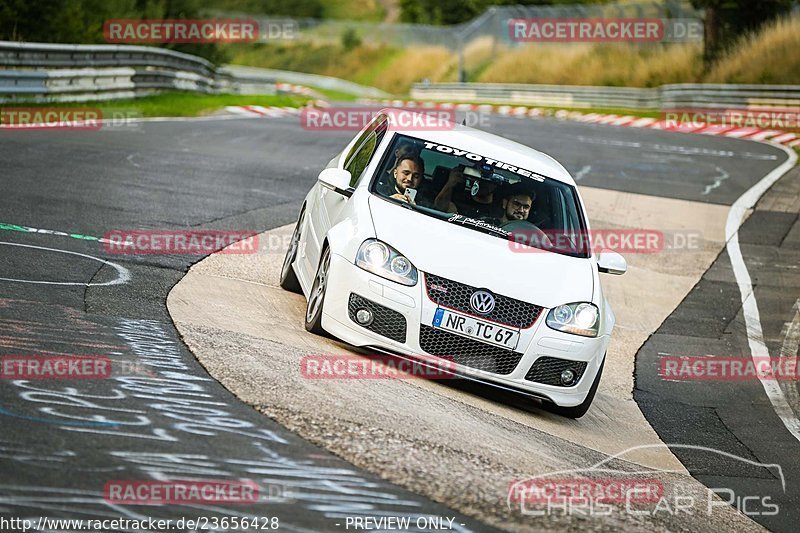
[341,28,362,51]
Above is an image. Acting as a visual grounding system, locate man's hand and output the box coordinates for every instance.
[446,167,464,186]
[390,193,416,205]
[434,166,464,212]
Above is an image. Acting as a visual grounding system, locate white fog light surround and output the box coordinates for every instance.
[546,302,599,337]
[356,239,418,286]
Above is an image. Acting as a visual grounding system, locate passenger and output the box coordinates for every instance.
[388,154,425,205]
[394,142,420,163]
[434,166,503,220]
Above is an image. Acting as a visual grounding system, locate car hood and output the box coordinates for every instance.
[367,196,594,308]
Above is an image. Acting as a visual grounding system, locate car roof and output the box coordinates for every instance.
[378,107,576,186]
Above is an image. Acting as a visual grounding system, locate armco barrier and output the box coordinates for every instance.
[0,40,386,102]
[411,82,800,111]
[0,41,215,75]
[220,65,388,98]
[0,41,242,102]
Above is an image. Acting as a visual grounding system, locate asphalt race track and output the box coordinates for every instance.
[0,110,797,531]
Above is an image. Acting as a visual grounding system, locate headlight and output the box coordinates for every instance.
[356,239,418,286]
[546,302,599,337]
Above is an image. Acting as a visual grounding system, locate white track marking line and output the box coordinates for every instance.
[125,153,140,168]
[779,300,800,413]
[725,142,800,443]
[702,166,730,195]
[573,165,592,181]
[0,241,130,286]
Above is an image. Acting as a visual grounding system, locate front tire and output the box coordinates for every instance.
[304,246,330,335]
[279,209,304,293]
[546,357,604,419]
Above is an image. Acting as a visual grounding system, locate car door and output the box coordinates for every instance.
[302,113,389,278]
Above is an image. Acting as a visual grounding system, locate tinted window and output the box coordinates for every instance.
[344,114,388,187]
[369,134,590,258]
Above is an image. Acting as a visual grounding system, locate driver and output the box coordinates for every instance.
[499,183,535,226]
[497,183,553,248]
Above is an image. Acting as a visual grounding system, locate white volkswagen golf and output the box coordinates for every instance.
[280,109,626,418]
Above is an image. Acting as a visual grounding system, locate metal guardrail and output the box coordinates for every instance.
[0,41,387,102]
[0,41,216,75]
[0,41,246,102]
[411,82,800,111]
[659,84,800,109]
[219,65,388,98]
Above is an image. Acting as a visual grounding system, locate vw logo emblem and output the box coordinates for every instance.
[470,290,495,315]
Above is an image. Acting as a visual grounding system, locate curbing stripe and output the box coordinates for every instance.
[696,125,739,136]
[721,127,762,138]
[745,130,782,141]
[361,99,800,147]
[236,98,800,149]
[772,133,798,144]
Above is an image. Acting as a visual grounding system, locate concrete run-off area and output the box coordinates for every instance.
[168,185,758,532]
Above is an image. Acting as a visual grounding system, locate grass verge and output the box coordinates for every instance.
[4,92,310,118]
[308,87,358,102]
[223,13,799,95]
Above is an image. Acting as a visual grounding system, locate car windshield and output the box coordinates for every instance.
[369,134,591,258]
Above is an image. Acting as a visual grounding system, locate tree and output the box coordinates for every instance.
[690,0,794,68]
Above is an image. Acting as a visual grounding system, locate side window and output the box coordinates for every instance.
[344,115,388,187]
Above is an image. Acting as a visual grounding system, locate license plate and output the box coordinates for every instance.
[433,308,520,350]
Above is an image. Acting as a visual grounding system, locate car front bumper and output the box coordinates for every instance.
[321,253,609,407]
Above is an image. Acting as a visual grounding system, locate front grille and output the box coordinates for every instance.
[525,356,588,386]
[418,325,524,375]
[348,293,407,343]
[424,273,543,328]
